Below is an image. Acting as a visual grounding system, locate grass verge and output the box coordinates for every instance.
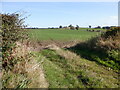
[39,49,119,88]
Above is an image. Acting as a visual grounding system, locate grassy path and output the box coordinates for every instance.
[37,45,119,88]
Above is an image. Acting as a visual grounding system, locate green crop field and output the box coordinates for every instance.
[28,28,102,41]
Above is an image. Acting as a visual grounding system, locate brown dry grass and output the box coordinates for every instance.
[96,31,120,51]
[2,41,49,88]
[26,40,81,52]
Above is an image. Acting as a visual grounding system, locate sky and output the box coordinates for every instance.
[2,0,120,2]
[1,1,119,28]
[118,1,120,27]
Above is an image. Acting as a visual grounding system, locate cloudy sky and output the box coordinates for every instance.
[1,1,118,28]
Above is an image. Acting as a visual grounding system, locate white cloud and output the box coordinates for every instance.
[2,0,120,2]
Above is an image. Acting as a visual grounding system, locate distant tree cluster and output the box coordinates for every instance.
[89,25,116,30]
[59,24,80,30]
[47,25,117,31]
[102,26,110,30]
[25,27,39,29]
[48,27,58,29]
[94,26,101,29]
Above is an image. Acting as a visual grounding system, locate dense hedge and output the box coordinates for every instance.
[102,27,120,39]
[1,13,27,70]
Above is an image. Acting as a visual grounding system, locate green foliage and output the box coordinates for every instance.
[59,25,62,28]
[2,14,26,51]
[69,44,120,70]
[107,50,120,63]
[1,13,27,70]
[76,25,79,30]
[68,27,120,70]
[102,27,120,39]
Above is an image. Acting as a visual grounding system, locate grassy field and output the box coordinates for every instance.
[3,28,119,88]
[26,28,119,88]
[2,13,119,88]
[28,28,102,41]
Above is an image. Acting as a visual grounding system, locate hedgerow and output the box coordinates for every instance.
[1,13,27,70]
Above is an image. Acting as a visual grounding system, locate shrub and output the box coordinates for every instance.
[69,27,120,70]
[102,27,120,39]
[1,13,27,70]
[85,27,120,52]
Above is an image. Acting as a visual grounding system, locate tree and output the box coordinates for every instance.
[68,24,72,27]
[76,25,79,30]
[89,25,91,28]
[68,24,75,30]
[59,25,62,28]
[98,26,101,28]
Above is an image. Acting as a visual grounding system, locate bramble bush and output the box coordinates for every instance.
[1,13,27,70]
